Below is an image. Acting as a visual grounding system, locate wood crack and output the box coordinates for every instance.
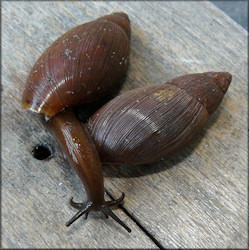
[106,189,164,249]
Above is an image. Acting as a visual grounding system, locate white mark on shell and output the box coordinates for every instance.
[73,34,80,39]
[66,91,74,94]
[64,49,73,58]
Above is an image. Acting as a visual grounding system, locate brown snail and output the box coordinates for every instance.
[22,12,131,232]
[88,72,232,164]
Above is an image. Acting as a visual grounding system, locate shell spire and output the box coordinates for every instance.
[206,72,231,94]
[169,72,232,114]
[98,12,131,39]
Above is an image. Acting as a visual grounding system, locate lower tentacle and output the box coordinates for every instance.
[70,197,84,210]
[84,211,89,220]
[105,192,125,207]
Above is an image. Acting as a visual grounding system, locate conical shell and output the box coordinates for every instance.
[88,72,231,164]
[22,13,130,118]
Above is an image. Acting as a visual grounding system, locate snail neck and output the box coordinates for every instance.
[46,108,105,206]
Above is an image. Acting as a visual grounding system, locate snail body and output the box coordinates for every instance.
[88,72,232,164]
[22,13,131,232]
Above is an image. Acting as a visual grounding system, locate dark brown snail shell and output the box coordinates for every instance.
[22,12,130,118]
[88,72,232,164]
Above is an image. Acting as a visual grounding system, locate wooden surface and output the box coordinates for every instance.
[2,1,248,248]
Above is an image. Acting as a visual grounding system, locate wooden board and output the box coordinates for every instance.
[2,1,247,248]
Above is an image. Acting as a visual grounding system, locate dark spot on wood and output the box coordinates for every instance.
[32,143,53,160]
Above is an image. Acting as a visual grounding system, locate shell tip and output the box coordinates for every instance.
[100,12,130,39]
[112,12,129,21]
[213,72,232,94]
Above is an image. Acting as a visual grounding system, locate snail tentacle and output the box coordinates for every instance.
[84,211,90,220]
[69,197,84,210]
[68,192,128,229]
[101,204,131,233]
[66,201,93,227]
[105,192,125,207]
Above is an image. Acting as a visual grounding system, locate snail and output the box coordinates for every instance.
[22,12,131,232]
[88,72,232,164]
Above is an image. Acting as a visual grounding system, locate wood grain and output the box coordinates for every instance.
[2,1,247,248]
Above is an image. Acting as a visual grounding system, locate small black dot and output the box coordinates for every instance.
[32,143,52,160]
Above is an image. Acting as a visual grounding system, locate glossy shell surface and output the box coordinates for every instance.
[88,72,231,164]
[22,13,130,117]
